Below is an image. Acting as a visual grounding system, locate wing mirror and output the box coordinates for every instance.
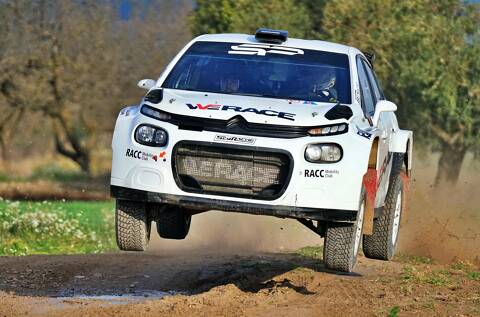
[137,79,156,90]
[372,100,397,126]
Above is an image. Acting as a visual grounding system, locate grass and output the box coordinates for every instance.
[0,200,116,255]
[395,253,435,265]
[401,265,453,286]
[296,245,323,259]
[387,306,400,317]
[467,271,480,281]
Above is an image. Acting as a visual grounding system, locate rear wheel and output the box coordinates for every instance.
[153,205,191,240]
[363,173,404,260]
[323,188,365,273]
[115,199,151,251]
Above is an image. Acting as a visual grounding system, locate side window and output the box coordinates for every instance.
[356,57,375,116]
[362,60,384,102]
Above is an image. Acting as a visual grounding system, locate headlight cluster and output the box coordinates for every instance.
[305,144,342,163]
[308,123,348,136]
[135,125,168,147]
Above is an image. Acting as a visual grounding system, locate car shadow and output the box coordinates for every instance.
[0,251,362,299]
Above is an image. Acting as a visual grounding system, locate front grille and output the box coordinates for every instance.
[173,142,292,200]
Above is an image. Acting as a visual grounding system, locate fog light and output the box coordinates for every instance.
[135,124,168,147]
[305,144,342,163]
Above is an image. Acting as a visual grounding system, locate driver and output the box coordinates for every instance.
[219,69,241,93]
[313,68,338,102]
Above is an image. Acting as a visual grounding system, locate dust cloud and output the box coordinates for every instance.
[150,153,480,264]
[149,212,320,254]
[398,153,480,264]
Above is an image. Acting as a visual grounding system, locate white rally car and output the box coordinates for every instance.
[111,29,413,272]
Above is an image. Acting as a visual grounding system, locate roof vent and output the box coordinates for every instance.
[255,28,288,44]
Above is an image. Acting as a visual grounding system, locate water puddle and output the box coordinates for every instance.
[54,290,179,304]
[30,290,181,315]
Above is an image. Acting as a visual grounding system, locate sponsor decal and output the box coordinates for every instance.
[126,149,167,162]
[186,103,296,121]
[357,128,372,139]
[354,88,361,104]
[287,100,318,105]
[214,134,256,145]
[182,156,276,184]
[304,169,339,178]
[228,43,304,56]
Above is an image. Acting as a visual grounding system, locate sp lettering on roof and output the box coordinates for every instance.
[228,43,304,56]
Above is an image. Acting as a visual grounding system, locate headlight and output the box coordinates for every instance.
[308,123,348,136]
[305,144,342,163]
[135,125,168,147]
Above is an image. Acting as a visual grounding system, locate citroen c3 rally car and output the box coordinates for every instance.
[111,29,413,273]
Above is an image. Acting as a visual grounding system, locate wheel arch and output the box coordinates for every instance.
[390,129,413,176]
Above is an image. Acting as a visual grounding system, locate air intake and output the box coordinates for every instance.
[255,28,288,44]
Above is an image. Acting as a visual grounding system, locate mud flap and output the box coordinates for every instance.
[362,168,377,235]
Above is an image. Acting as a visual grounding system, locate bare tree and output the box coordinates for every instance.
[0,0,192,175]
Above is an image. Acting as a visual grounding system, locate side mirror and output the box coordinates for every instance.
[137,79,156,90]
[372,100,397,126]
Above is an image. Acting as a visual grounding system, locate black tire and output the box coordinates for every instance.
[154,205,191,240]
[389,153,404,182]
[363,173,404,260]
[323,188,366,273]
[115,199,151,251]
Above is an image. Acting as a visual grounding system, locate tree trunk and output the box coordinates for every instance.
[434,144,467,187]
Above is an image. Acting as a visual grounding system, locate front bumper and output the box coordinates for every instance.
[111,108,372,215]
[111,185,357,222]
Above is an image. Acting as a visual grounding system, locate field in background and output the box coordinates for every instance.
[0,200,115,255]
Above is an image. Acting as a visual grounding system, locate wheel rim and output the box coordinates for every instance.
[354,201,365,255]
[392,191,402,245]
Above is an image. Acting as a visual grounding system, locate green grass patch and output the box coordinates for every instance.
[401,265,452,286]
[387,306,400,317]
[467,271,480,281]
[296,245,323,259]
[396,253,435,265]
[0,200,116,255]
[426,270,450,286]
[401,265,416,282]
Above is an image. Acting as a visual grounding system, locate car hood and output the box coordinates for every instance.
[146,89,349,126]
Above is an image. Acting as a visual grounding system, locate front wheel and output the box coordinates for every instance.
[153,205,191,240]
[115,199,151,251]
[323,188,366,273]
[363,173,404,260]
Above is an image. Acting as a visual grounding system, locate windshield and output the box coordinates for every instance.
[162,41,352,104]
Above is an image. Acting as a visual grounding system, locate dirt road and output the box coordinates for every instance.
[1,248,479,317]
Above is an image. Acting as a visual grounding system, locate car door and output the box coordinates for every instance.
[356,56,391,205]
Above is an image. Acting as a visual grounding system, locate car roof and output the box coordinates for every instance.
[194,33,359,56]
